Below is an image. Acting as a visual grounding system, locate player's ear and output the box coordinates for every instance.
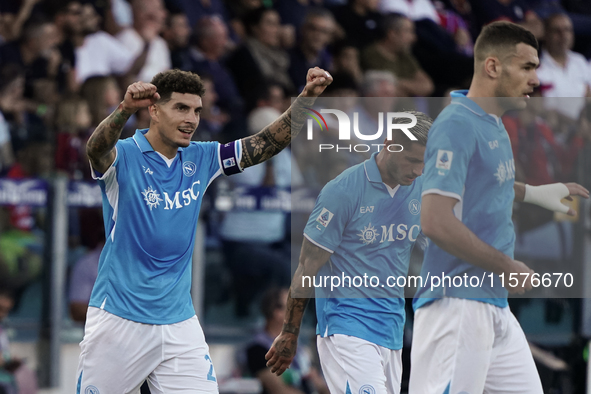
[148,103,159,121]
[484,56,501,79]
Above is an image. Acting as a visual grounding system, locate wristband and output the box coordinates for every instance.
[523,183,570,213]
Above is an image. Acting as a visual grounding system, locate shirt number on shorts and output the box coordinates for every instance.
[205,354,217,382]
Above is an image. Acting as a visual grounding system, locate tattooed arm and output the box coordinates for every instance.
[87,81,160,174]
[265,237,331,376]
[240,67,332,169]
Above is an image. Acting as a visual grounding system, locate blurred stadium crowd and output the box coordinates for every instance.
[1,0,591,392]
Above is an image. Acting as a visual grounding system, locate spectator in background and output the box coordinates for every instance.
[433,0,474,55]
[0,16,60,100]
[245,287,329,394]
[6,138,54,234]
[0,66,24,175]
[537,13,591,121]
[330,40,363,84]
[379,0,441,23]
[80,76,122,130]
[251,81,289,115]
[276,0,325,32]
[227,7,294,108]
[192,75,228,141]
[361,14,434,97]
[289,8,335,92]
[73,3,136,84]
[51,0,83,93]
[469,0,544,39]
[54,95,93,180]
[165,0,231,33]
[190,16,243,116]
[163,10,192,70]
[330,0,382,50]
[0,0,41,44]
[116,0,171,83]
[227,0,264,41]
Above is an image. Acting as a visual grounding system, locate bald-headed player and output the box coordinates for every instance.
[76,67,332,394]
[409,22,589,394]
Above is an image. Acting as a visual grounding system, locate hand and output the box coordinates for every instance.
[563,182,590,216]
[301,67,333,98]
[265,331,298,376]
[122,82,160,113]
[505,260,534,295]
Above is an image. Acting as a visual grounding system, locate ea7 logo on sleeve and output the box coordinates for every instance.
[435,150,453,171]
[316,208,334,227]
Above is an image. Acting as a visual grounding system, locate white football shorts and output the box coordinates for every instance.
[76,307,218,394]
[409,297,543,394]
[317,334,402,394]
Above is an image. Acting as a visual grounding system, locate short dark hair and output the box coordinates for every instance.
[544,13,571,31]
[243,7,277,36]
[377,13,408,40]
[474,21,538,63]
[151,69,206,102]
[302,7,334,25]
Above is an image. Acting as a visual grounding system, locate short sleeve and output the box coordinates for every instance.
[303,181,355,253]
[421,118,476,201]
[90,144,121,182]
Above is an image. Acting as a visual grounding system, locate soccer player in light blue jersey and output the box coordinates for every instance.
[409,22,589,394]
[265,112,433,394]
[76,67,333,394]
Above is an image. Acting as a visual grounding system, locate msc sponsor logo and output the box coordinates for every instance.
[163,181,201,210]
[358,222,420,245]
[141,181,202,210]
[142,186,163,210]
[493,159,515,186]
[358,223,379,245]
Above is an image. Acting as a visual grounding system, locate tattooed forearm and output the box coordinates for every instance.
[282,238,331,334]
[86,104,134,169]
[282,293,308,336]
[240,96,315,169]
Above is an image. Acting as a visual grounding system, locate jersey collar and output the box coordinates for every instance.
[364,152,383,183]
[132,128,185,154]
[450,90,487,117]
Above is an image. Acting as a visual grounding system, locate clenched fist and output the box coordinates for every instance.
[122,82,161,113]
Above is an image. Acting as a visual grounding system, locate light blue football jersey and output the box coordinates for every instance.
[413,91,515,310]
[304,152,423,350]
[89,129,241,324]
